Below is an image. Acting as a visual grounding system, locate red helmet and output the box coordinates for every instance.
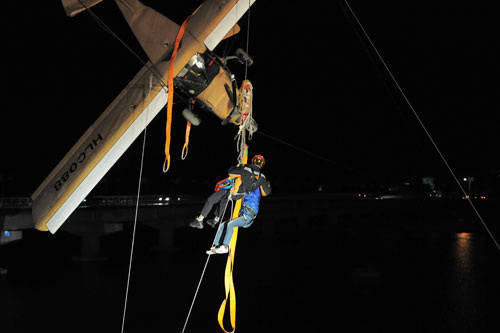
[251,155,265,168]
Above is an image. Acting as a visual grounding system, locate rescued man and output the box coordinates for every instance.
[205,155,272,254]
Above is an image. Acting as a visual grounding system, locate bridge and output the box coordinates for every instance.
[1,193,494,259]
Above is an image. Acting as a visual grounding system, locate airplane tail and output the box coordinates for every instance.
[61,0,104,17]
[62,0,180,64]
[115,0,182,64]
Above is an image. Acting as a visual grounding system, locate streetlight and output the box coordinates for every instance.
[463,177,475,198]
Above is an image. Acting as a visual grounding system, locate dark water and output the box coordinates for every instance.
[1,219,499,333]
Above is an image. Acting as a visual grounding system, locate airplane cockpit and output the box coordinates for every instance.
[175,51,224,97]
[174,49,242,125]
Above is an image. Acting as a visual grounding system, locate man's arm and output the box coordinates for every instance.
[260,179,272,196]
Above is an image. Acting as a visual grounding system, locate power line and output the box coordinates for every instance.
[341,0,500,251]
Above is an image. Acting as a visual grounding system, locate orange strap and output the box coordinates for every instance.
[163,17,190,172]
[181,121,191,160]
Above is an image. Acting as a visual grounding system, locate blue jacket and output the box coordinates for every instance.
[229,163,271,220]
[242,187,262,216]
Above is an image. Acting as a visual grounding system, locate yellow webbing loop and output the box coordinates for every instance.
[163,16,190,172]
[217,147,248,332]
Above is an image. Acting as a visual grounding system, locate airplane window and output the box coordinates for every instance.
[175,52,221,96]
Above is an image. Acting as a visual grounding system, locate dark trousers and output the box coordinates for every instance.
[200,189,229,218]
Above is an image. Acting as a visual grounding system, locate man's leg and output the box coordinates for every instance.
[200,190,227,217]
[190,190,227,229]
[207,215,250,254]
[221,215,250,246]
[207,195,229,228]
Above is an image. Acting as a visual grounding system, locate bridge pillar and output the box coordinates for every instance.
[64,222,123,261]
[144,218,185,251]
[81,233,101,259]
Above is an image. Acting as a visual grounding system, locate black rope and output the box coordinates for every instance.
[77,0,169,89]
[340,0,500,251]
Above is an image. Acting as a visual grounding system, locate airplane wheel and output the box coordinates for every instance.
[182,108,201,126]
[235,48,253,66]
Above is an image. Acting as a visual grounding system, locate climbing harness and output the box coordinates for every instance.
[215,177,236,192]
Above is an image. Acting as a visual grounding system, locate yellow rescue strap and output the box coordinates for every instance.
[217,147,248,332]
[163,16,190,172]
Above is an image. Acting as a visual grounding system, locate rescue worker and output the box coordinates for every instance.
[206,155,271,254]
[189,154,268,229]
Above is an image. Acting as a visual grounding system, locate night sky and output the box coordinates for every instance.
[3,0,500,197]
[2,3,500,332]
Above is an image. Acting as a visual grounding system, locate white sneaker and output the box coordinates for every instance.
[206,246,217,255]
[206,245,228,255]
[214,245,228,254]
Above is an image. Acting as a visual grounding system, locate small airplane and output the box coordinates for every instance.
[32,0,256,233]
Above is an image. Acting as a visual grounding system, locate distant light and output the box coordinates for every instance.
[159,197,163,201]
[457,232,471,239]
[166,197,170,201]
[463,178,467,181]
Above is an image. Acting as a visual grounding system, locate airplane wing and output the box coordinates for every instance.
[31,64,167,233]
[32,0,256,233]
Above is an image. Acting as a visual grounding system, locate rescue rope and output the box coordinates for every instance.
[217,6,253,326]
[163,16,190,172]
[235,82,255,164]
[234,0,254,164]
[217,148,247,333]
[182,148,248,333]
[79,0,168,90]
[181,197,235,333]
[342,0,500,251]
[216,10,253,326]
[121,73,154,333]
[244,0,251,80]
